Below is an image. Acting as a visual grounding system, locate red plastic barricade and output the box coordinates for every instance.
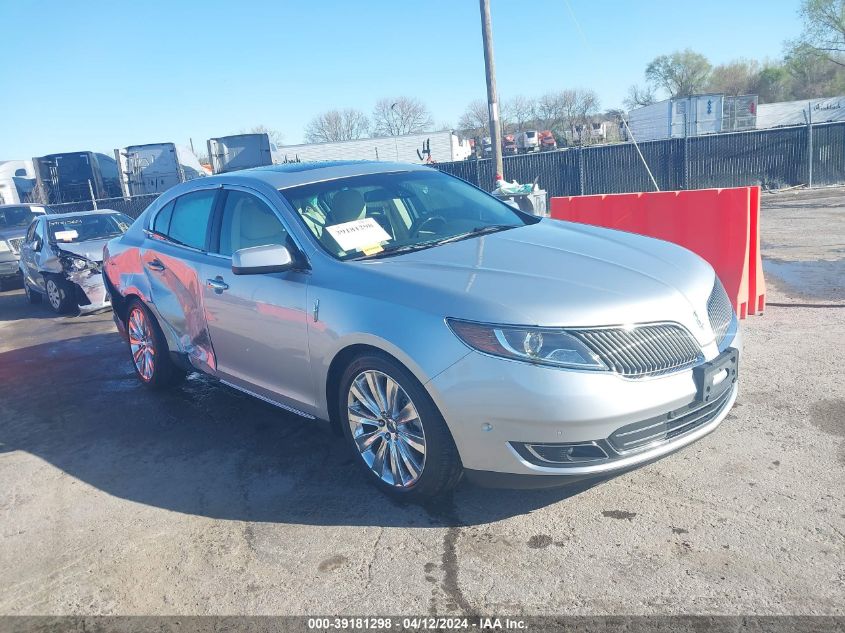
[549,187,766,319]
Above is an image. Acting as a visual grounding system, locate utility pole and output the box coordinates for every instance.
[479,0,503,185]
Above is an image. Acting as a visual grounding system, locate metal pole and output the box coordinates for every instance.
[807,102,813,189]
[88,179,98,210]
[479,0,503,185]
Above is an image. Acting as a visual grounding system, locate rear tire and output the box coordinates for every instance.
[126,298,185,389]
[45,276,74,314]
[338,352,463,500]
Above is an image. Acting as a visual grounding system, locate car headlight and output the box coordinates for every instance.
[0,241,9,253]
[446,319,608,370]
[60,255,94,272]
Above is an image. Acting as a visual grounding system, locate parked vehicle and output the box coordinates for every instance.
[115,142,206,196]
[207,133,274,174]
[516,130,540,153]
[502,134,518,155]
[19,210,132,313]
[625,94,757,141]
[0,160,36,205]
[0,204,47,290]
[538,130,557,151]
[103,161,740,499]
[278,130,472,164]
[32,151,122,204]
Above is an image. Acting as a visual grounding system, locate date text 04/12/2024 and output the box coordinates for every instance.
[306,617,528,630]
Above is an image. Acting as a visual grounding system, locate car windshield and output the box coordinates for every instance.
[0,207,42,229]
[47,213,133,244]
[280,170,532,261]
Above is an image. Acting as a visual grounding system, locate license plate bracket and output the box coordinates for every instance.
[693,348,739,404]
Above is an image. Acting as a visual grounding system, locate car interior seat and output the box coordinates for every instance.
[228,196,286,253]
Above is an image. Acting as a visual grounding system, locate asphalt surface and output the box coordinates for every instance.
[0,189,843,616]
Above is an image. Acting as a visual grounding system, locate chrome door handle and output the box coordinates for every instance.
[146,259,165,272]
[206,277,229,293]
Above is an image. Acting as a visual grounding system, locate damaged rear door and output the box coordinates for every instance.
[142,187,220,373]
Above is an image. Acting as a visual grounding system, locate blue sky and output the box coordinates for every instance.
[0,0,800,159]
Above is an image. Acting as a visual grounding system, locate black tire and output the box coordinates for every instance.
[338,352,463,500]
[44,275,74,314]
[24,281,42,304]
[125,298,185,389]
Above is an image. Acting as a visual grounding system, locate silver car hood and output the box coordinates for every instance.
[358,220,715,334]
[53,238,110,263]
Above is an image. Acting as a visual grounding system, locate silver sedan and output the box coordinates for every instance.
[103,161,740,498]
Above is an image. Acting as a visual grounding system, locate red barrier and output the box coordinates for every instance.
[550,187,765,319]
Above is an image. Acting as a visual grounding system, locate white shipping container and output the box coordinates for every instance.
[208,133,273,174]
[277,131,471,164]
[116,143,206,196]
[627,95,731,141]
[0,160,35,205]
[756,96,845,129]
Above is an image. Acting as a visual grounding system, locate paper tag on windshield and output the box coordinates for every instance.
[54,230,78,241]
[326,218,390,252]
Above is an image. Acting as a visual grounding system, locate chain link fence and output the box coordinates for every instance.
[434,121,845,196]
[44,193,160,219]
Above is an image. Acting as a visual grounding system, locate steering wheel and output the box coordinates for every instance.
[410,215,448,238]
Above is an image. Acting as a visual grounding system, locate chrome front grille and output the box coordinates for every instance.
[707,277,734,350]
[7,237,23,254]
[608,385,733,453]
[572,323,703,378]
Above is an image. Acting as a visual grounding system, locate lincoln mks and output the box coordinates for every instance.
[103,161,740,498]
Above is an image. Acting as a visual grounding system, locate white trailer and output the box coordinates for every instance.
[756,96,845,129]
[115,143,206,196]
[207,133,273,174]
[626,94,755,141]
[277,131,471,164]
[0,160,35,205]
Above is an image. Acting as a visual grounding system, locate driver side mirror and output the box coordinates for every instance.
[232,244,295,275]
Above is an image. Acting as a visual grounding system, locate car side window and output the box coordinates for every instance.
[168,190,216,250]
[217,191,289,257]
[25,220,37,243]
[152,201,174,235]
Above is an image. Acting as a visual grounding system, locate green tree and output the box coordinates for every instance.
[797,0,845,65]
[645,49,713,97]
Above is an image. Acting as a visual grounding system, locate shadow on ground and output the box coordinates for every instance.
[0,330,608,528]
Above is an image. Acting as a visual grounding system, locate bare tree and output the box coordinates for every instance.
[531,89,599,142]
[372,97,433,136]
[623,84,657,109]
[242,124,284,146]
[303,109,370,143]
[645,49,712,97]
[502,95,536,132]
[458,100,489,138]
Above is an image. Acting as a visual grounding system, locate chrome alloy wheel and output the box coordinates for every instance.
[347,370,427,488]
[46,279,62,311]
[128,307,156,382]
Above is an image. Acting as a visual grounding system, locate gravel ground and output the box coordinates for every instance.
[0,189,842,616]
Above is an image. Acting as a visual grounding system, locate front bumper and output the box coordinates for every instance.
[0,255,21,279]
[427,330,741,484]
[67,270,111,312]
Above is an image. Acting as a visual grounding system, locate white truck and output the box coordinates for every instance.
[277,131,472,164]
[625,94,757,141]
[756,96,845,129]
[0,160,36,205]
[115,143,207,196]
[207,133,274,174]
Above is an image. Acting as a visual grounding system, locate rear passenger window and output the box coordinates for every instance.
[168,190,216,250]
[153,201,174,235]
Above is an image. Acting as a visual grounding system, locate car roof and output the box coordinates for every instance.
[205,160,432,189]
[0,203,47,211]
[43,209,121,221]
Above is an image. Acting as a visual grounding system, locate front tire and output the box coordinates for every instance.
[338,352,463,500]
[24,281,42,304]
[45,276,74,313]
[126,298,185,389]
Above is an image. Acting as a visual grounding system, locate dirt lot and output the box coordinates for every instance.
[0,189,842,616]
